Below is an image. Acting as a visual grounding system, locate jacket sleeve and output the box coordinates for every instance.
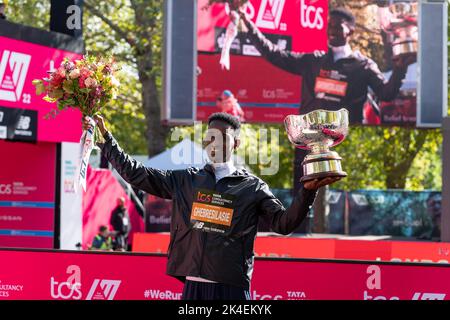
[242,16,312,76]
[366,59,407,101]
[256,182,317,235]
[110,210,124,233]
[97,132,175,199]
[91,236,101,249]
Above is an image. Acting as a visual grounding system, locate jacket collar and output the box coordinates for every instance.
[203,163,249,178]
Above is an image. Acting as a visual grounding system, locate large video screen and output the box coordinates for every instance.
[196,0,421,126]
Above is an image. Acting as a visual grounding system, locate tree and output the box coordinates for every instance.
[6,0,50,29]
[83,0,168,157]
[333,126,442,191]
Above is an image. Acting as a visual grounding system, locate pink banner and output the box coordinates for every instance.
[197,54,301,123]
[197,0,328,53]
[0,140,55,248]
[0,249,449,300]
[82,167,144,250]
[0,140,55,202]
[132,233,450,264]
[0,36,83,143]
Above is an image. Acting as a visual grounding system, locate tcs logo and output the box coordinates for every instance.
[197,191,212,203]
[300,0,325,30]
[0,184,12,195]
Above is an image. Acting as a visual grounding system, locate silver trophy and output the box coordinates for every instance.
[285,109,349,182]
[378,1,418,57]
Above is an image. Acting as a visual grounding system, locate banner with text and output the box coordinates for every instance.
[0,250,449,300]
[0,140,56,248]
[0,36,82,143]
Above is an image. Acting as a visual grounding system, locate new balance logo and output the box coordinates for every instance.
[0,51,31,102]
[193,222,205,229]
[86,279,121,300]
[255,0,286,30]
[412,293,446,300]
[17,116,31,130]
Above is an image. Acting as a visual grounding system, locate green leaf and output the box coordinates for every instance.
[62,80,74,94]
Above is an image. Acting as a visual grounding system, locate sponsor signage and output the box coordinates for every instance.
[0,250,450,300]
[0,36,83,143]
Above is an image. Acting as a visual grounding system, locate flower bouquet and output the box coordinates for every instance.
[205,0,249,70]
[33,55,120,191]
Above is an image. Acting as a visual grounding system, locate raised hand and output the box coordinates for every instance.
[82,115,108,136]
[303,176,342,190]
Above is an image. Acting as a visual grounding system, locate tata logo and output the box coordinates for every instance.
[300,0,325,30]
[0,50,31,102]
[86,279,121,300]
[255,0,286,30]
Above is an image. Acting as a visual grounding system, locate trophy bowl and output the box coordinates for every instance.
[284,108,349,182]
[383,2,418,56]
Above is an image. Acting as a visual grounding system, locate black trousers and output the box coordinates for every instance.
[182,280,251,300]
[113,234,128,250]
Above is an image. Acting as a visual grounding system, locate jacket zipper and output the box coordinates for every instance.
[198,171,218,276]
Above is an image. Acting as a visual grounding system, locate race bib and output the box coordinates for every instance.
[190,189,235,234]
[315,77,348,97]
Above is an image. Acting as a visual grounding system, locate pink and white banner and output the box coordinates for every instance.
[0,36,83,143]
[197,0,328,53]
[0,249,449,300]
[0,140,56,249]
[82,167,144,250]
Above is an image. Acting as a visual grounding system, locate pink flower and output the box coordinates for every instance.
[84,77,97,88]
[103,65,112,74]
[69,69,80,79]
[50,73,64,88]
[81,68,93,78]
[78,77,86,89]
[64,61,75,71]
[57,67,66,79]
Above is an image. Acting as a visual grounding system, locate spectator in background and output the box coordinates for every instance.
[0,2,7,20]
[418,193,442,241]
[110,197,131,251]
[216,90,245,122]
[89,225,113,251]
